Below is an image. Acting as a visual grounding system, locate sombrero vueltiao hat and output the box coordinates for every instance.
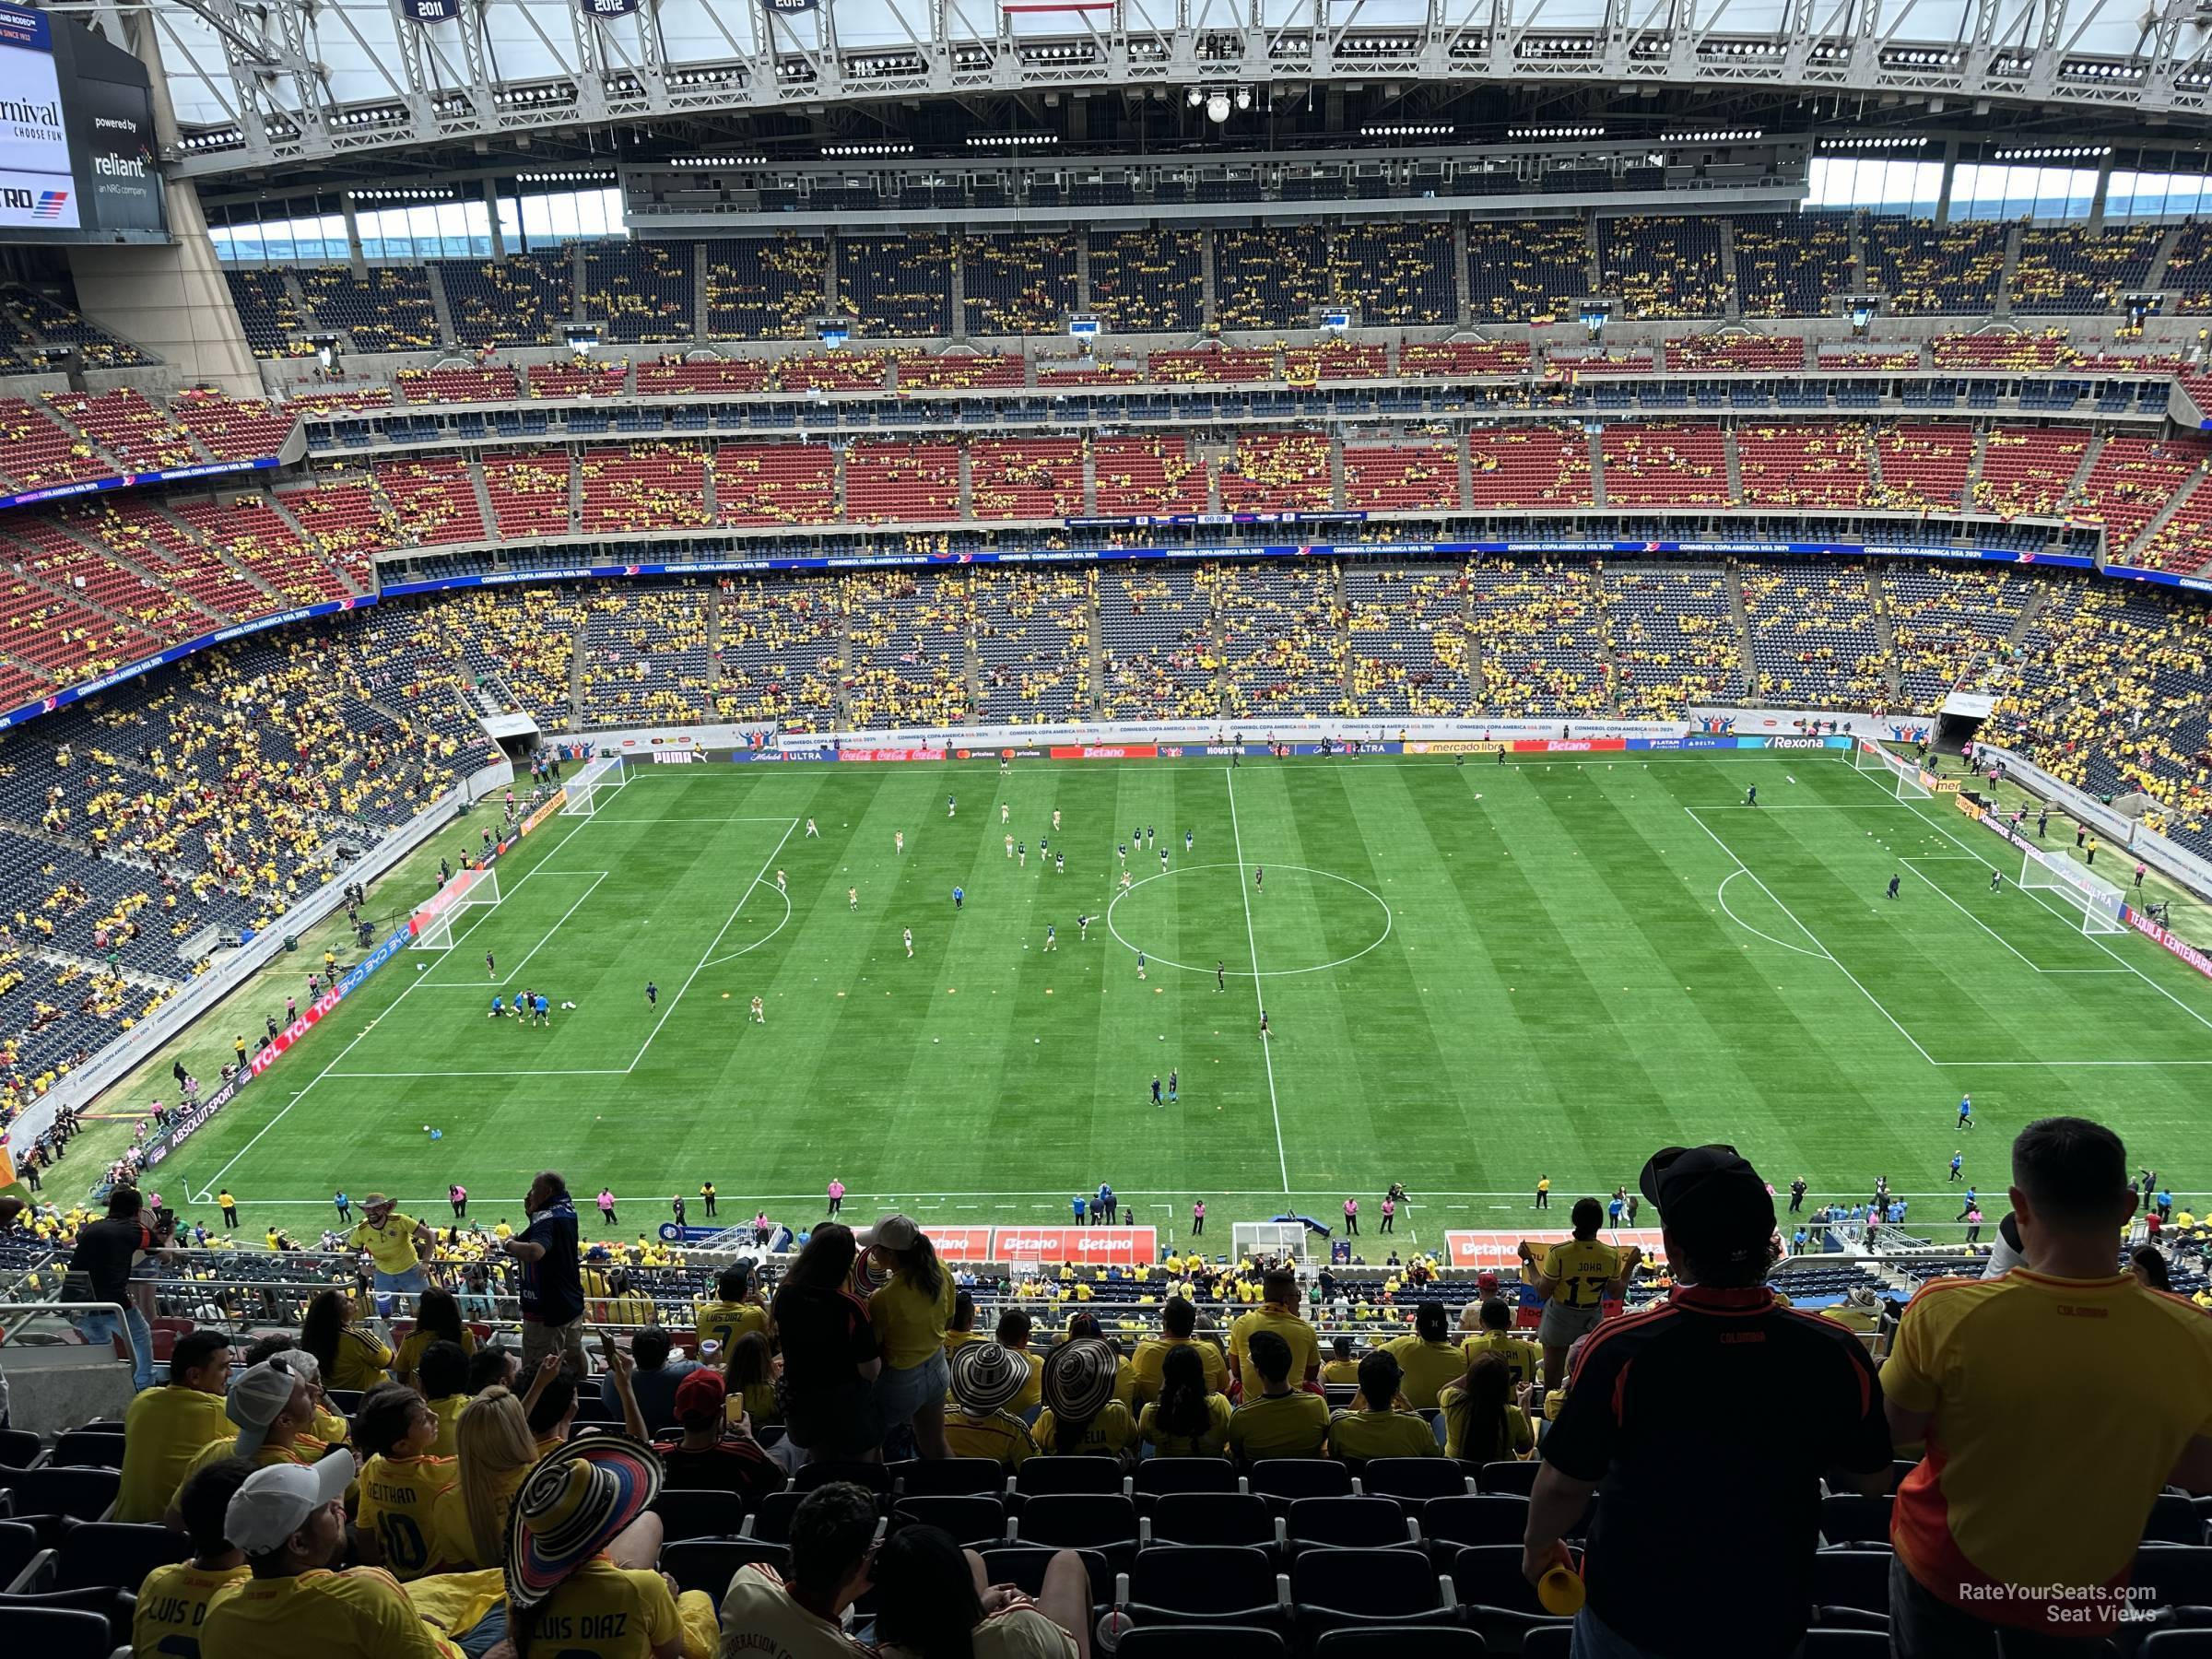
[853,1250,894,1295]
[1043,1336,1118,1423]
[505,1434,663,1611]
[949,1339,1026,1413]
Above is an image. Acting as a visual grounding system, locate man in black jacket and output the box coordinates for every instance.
[65,1185,171,1391]
[1522,1146,1892,1659]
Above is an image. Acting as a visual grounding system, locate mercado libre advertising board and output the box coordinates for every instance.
[0,3,163,243]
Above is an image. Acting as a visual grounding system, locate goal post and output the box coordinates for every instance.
[559,756,629,818]
[407,866,502,950]
[2018,846,2127,935]
[1851,738,1934,800]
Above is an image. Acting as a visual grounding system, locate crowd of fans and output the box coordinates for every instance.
[1,1115,2202,1659]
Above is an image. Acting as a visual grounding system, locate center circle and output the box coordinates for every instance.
[1105,861,1394,979]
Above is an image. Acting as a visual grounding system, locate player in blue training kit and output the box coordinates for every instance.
[952,886,963,912]
[488,993,502,1019]
[1152,1077,1163,1107]
[646,980,657,1006]
[1746,784,1758,806]
[512,991,526,1018]
[534,994,549,1026]
[1958,1093,1973,1129]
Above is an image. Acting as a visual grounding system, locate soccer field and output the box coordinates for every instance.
[158,750,2212,1242]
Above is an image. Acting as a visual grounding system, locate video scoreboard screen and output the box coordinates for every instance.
[0,4,163,243]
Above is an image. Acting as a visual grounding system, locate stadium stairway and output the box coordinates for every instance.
[2145,222,2186,291]
[465,458,498,532]
[1963,429,1992,501]
[426,274,459,348]
[1865,571,1905,705]
[1718,219,1744,321]
[1725,564,1759,690]
[1998,223,2025,316]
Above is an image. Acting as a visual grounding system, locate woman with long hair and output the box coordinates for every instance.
[430,1384,541,1570]
[869,1524,1088,1659]
[394,1285,475,1388]
[769,1221,883,1459]
[864,1214,954,1459]
[299,1286,394,1391]
[1137,1343,1230,1457]
[724,1330,782,1427]
[1438,1351,1533,1464]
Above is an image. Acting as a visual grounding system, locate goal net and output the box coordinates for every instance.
[1851,738,1935,800]
[1234,1220,1311,1265]
[2018,846,2127,935]
[407,866,502,950]
[559,756,629,817]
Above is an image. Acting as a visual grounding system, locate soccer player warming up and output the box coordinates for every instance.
[904,928,914,959]
[749,996,765,1025]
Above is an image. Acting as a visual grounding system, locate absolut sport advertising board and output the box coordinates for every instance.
[0,4,163,244]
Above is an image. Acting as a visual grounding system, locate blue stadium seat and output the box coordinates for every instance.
[658,1537,789,1597]
[1120,1544,1286,1630]
[889,1458,1004,1498]
[891,1496,1006,1547]
[1146,1492,1277,1552]
[1289,1547,1458,1642]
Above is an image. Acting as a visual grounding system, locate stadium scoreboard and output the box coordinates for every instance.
[0,3,163,244]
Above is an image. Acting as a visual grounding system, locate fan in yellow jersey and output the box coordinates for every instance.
[167,1359,325,1527]
[203,1457,469,1659]
[1132,1297,1229,1405]
[115,1329,235,1524]
[1518,1196,1639,1394]
[503,1436,719,1659]
[1138,1346,1234,1456]
[692,1263,769,1359]
[1031,1336,1137,1465]
[1326,1349,1439,1460]
[1226,1268,1323,1390]
[345,1194,437,1299]
[134,1458,252,1659]
[354,1383,460,1582]
[1382,1301,1466,1409]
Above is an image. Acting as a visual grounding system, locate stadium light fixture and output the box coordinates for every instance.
[1207,90,1232,123]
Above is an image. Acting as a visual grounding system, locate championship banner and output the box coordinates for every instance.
[578,0,640,14]
[398,0,461,21]
[760,0,817,11]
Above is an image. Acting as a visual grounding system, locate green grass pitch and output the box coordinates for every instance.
[150,752,2212,1241]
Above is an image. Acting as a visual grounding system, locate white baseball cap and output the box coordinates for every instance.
[225,1453,353,1555]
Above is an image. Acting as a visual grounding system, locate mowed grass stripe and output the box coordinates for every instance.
[158,756,2212,1220]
